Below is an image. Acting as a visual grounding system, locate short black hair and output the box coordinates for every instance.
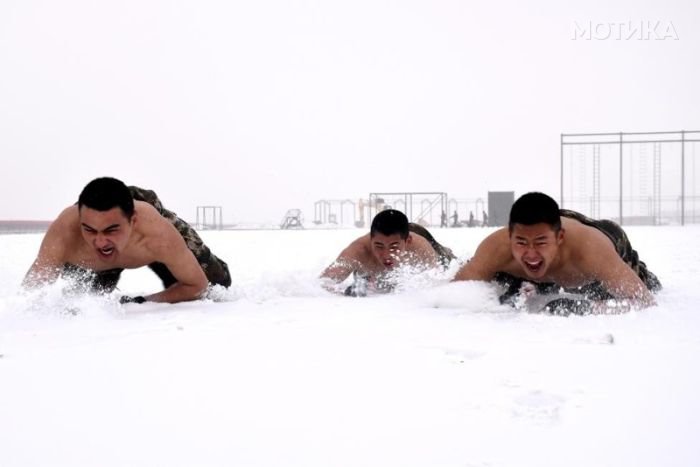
[509,192,561,232]
[78,177,135,219]
[370,209,409,239]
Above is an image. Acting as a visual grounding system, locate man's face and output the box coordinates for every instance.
[371,233,409,269]
[509,223,564,279]
[78,206,134,262]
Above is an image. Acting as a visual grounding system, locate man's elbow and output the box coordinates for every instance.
[605,291,656,313]
[193,278,209,298]
[638,292,657,309]
[177,278,209,302]
[21,273,36,288]
[452,269,471,282]
[22,268,56,289]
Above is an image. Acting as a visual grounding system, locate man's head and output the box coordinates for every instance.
[77,177,136,262]
[369,209,411,269]
[508,192,564,279]
[78,177,134,218]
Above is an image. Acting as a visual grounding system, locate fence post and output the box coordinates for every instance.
[681,130,686,226]
[619,132,624,225]
[560,134,564,208]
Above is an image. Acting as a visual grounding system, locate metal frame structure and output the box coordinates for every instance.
[368,192,448,226]
[447,198,487,226]
[280,209,304,229]
[313,199,357,226]
[561,130,700,225]
[196,205,223,230]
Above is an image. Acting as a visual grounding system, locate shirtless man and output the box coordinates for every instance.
[453,192,661,314]
[23,177,231,304]
[321,209,456,296]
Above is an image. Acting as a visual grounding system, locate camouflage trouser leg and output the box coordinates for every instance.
[408,223,457,268]
[129,186,232,288]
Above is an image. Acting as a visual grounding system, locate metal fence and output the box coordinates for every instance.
[368,192,448,227]
[560,130,700,225]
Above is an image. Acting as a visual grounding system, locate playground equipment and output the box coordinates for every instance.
[368,192,448,227]
[280,209,304,229]
[313,200,357,226]
[195,206,223,230]
[446,198,488,227]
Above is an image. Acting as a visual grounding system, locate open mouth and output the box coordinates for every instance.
[97,246,115,258]
[523,259,543,274]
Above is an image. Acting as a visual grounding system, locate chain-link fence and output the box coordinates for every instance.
[561,131,700,225]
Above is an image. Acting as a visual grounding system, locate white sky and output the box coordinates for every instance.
[1,0,698,223]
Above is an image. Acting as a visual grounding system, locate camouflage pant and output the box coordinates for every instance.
[408,223,457,268]
[497,209,661,304]
[64,186,232,292]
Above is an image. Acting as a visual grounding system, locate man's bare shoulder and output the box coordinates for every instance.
[476,228,512,259]
[454,227,513,281]
[319,233,373,283]
[132,202,183,252]
[133,200,164,223]
[343,233,372,260]
[25,205,81,276]
[407,232,431,249]
[45,205,81,243]
[561,217,617,262]
[132,201,173,234]
[406,232,439,262]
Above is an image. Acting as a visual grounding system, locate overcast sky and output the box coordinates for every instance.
[1,0,698,224]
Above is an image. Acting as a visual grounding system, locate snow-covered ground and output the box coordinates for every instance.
[1,226,699,467]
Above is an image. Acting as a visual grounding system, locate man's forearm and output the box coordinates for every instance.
[144,283,207,304]
[591,296,655,314]
[22,265,60,289]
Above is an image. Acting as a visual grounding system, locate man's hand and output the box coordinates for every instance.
[119,295,147,304]
[511,281,539,310]
[543,297,593,316]
[343,274,368,297]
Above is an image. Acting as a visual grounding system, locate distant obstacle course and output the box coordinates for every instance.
[447,197,487,227]
[313,200,357,227]
[280,209,304,229]
[561,130,700,225]
[196,206,223,230]
[309,192,502,228]
[369,192,448,227]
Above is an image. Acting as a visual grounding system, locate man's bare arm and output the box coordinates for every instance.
[22,218,69,288]
[452,229,510,282]
[320,242,363,284]
[592,255,656,309]
[142,228,209,304]
[567,228,656,311]
[408,235,440,268]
